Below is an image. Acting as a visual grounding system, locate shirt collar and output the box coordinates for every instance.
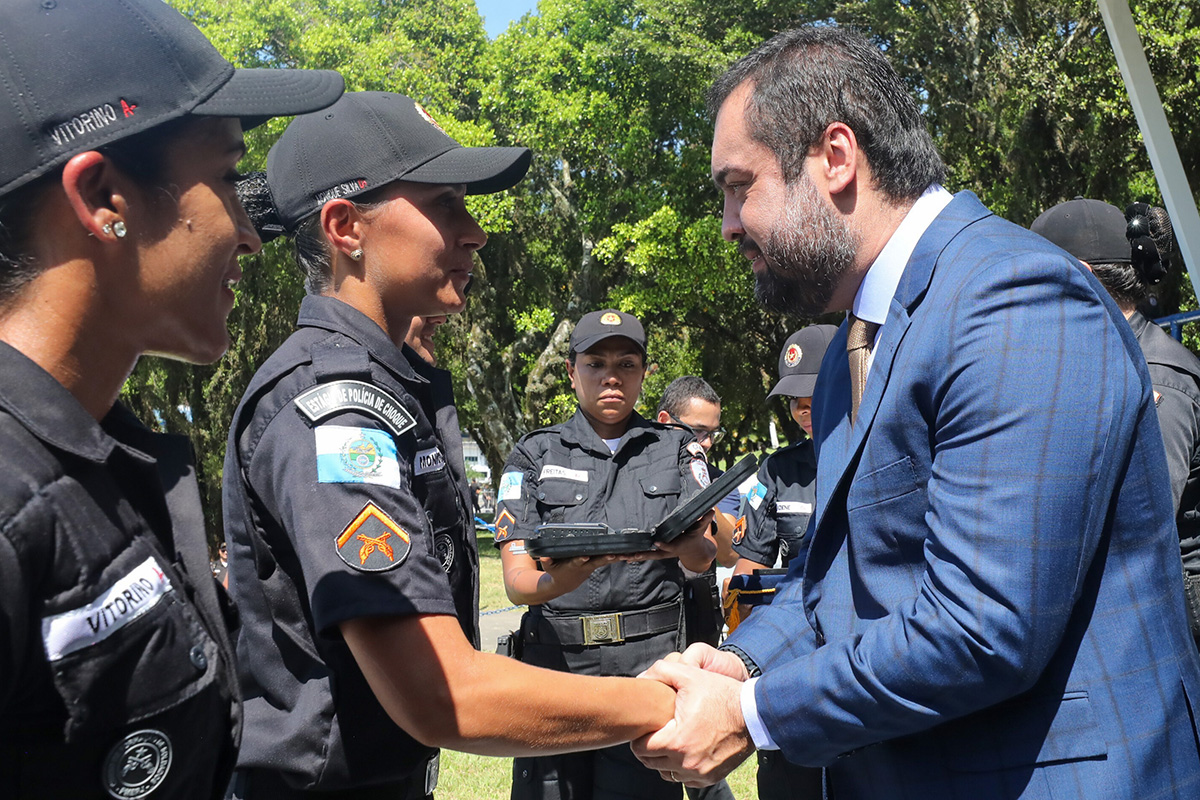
[562,408,654,454]
[0,342,155,464]
[296,295,426,384]
[852,184,954,325]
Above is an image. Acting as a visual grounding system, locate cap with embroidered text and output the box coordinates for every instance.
[768,324,837,399]
[265,91,532,230]
[570,310,647,355]
[0,0,344,199]
[1030,198,1131,265]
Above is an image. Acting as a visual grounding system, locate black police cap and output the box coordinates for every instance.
[1030,198,1131,265]
[570,310,646,355]
[0,0,344,199]
[768,324,837,399]
[266,91,532,230]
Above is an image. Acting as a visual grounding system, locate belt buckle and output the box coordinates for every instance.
[581,612,623,645]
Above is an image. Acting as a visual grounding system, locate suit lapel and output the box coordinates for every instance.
[809,192,992,539]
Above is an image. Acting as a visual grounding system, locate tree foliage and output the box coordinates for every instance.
[121,0,1200,547]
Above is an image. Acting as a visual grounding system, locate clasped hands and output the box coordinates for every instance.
[631,643,757,787]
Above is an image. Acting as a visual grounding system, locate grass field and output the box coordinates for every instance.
[436,537,761,798]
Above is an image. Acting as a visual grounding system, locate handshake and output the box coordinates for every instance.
[630,643,758,787]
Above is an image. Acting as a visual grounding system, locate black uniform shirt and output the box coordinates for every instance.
[0,343,238,800]
[1130,311,1200,570]
[494,409,707,614]
[223,295,478,791]
[732,438,817,568]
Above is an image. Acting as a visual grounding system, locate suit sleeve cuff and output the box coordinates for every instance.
[741,677,779,750]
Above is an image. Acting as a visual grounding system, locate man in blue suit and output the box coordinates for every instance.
[632,26,1200,798]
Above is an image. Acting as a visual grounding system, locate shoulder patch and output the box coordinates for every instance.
[494,508,516,543]
[315,425,401,488]
[746,479,767,511]
[691,460,711,488]
[686,442,707,460]
[336,502,411,572]
[731,515,747,545]
[498,471,524,501]
[294,380,417,438]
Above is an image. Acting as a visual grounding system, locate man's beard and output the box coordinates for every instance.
[752,176,859,315]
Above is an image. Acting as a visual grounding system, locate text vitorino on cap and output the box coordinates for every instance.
[0,0,344,198]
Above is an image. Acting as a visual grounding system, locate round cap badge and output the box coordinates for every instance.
[600,312,622,326]
[102,729,172,799]
[784,343,802,368]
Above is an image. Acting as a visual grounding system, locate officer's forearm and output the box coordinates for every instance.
[342,614,675,755]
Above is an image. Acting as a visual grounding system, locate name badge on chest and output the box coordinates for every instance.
[539,464,588,483]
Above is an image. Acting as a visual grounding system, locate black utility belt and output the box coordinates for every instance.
[530,600,682,647]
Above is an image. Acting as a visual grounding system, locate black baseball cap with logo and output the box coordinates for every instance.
[768,324,837,399]
[0,0,345,199]
[1030,198,1131,264]
[570,309,647,355]
[265,91,533,230]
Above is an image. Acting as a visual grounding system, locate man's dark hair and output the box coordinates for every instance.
[708,25,945,202]
[657,376,721,417]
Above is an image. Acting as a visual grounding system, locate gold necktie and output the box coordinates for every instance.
[847,314,880,424]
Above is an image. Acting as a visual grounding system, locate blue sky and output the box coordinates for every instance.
[476,0,538,38]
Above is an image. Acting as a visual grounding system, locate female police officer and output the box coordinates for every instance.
[0,1,342,797]
[495,309,718,800]
[224,92,678,799]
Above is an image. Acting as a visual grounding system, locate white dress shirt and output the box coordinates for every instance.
[739,184,954,751]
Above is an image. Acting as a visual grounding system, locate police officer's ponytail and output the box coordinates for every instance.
[1125,202,1175,287]
[237,171,336,296]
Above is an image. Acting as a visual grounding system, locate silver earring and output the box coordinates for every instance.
[112,220,127,238]
[349,248,363,261]
[102,224,112,236]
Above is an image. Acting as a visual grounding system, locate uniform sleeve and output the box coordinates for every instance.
[1148,364,1200,513]
[493,443,540,546]
[247,404,457,636]
[733,461,779,565]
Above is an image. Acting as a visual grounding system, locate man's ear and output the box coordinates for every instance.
[656,410,671,424]
[820,121,859,196]
[61,151,129,241]
[320,198,366,262]
[565,358,577,390]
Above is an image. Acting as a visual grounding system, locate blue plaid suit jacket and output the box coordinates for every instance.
[725,193,1200,798]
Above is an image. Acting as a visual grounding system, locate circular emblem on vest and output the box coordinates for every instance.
[435,532,455,573]
[600,312,622,326]
[340,436,381,478]
[102,729,172,799]
[784,343,802,368]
